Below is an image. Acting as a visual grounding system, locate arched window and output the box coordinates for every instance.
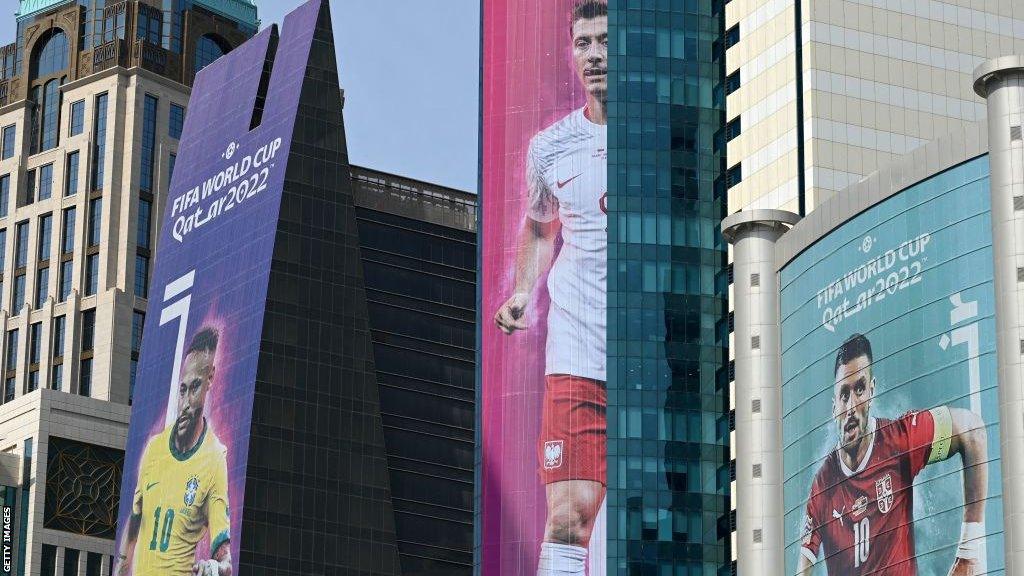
[28,29,69,155]
[194,34,229,75]
[30,30,69,80]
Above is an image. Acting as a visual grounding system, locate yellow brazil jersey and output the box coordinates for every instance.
[131,420,230,575]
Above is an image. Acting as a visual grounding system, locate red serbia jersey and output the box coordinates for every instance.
[801,411,939,575]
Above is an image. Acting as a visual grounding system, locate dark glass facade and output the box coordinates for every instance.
[606,2,730,573]
[240,6,401,574]
[352,167,477,576]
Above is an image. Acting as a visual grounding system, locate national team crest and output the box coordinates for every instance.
[185,476,200,506]
[543,440,564,470]
[875,473,894,514]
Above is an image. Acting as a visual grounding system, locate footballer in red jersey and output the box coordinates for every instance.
[797,334,989,576]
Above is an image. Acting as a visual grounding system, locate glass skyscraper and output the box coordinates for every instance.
[606,1,730,573]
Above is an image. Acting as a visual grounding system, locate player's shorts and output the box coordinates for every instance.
[538,374,607,485]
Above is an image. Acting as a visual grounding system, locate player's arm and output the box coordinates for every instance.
[115,512,142,575]
[922,407,987,575]
[494,216,560,334]
[116,459,149,569]
[795,481,823,576]
[195,453,232,576]
[494,139,560,335]
[945,407,987,522]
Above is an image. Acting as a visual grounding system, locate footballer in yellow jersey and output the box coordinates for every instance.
[116,328,233,576]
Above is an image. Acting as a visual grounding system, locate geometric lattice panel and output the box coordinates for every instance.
[44,437,124,539]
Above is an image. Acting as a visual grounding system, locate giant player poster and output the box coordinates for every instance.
[481,1,608,574]
[112,2,321,573]
[780,157,1005,575]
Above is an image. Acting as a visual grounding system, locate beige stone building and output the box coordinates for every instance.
[724,0,1024,216]
[0,1,257,574]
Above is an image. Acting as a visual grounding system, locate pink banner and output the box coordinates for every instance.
[481,1,608,574]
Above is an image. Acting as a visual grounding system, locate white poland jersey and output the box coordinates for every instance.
[526,107,607,382]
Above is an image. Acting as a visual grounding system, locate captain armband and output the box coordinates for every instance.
[927,405,953,464]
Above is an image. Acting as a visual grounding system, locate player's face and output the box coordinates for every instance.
[833,355,874,449]
[176,351,214,443]
[572,16,608,102]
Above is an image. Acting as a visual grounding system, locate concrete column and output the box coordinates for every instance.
[722,209,800,576]
[975,55,1024,575]
[54,547,65,576]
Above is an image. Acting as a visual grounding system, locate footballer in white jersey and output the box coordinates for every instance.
[493,2,609,575]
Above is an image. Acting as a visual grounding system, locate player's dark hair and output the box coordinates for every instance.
[188,327,219,356]
[571,1,607,37]
[834,333,872,377]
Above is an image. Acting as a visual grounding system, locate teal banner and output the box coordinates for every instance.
[780,156,1004,575]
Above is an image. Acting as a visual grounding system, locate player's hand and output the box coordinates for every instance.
[948,557,977,576]
[193,559,227,576]
[494,293,529,334]
[114,557,129,576]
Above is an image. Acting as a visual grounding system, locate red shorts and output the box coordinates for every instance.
[537,374,607,485]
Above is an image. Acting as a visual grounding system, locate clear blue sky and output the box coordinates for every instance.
[258,0,479,192]
[0,0,480,192]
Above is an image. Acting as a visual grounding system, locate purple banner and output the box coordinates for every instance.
[113,2,322,574]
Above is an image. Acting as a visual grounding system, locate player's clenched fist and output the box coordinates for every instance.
[948,558,977,576]
[495,292,530,334]
[194,559,231,576]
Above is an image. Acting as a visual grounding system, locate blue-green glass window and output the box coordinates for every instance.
[38,79,62,152]
[91,93,108,190]
[137,198,151,249]
[169,104,184,139]
[59,260,72,302]
[64,152,79,197]
[2,125,15,159]
[52,315,64,358]
[5,329,17,373]
[137,9,162,45]
[140,95,158,192]
[30,31,68,78]
[12,274,24,312]
[0,175,9,217]
[0,229,6,273]
[85,254,98,295]
[37,213,51,261]
[81,309,95,352]
[194,34,228,74]
[51,364,62,391]
[14,221,28,268]
[134,254,149,298]
[88,198,101,246]
[61,208,75,255]
[25,169,35,204]
[38,163,52,201]
[725,70,741,95]
[168,153,176,185]
[727,164,742,188]
[29,325,42,375]
[79,358,91,397]
[69,100,84,136]
[725,117,741,142]
[725,24,740,49]
[33,268,47,309]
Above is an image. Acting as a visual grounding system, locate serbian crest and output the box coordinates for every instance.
[543,440,564,470]
[875,473,894,514]
[185,476,200,507]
